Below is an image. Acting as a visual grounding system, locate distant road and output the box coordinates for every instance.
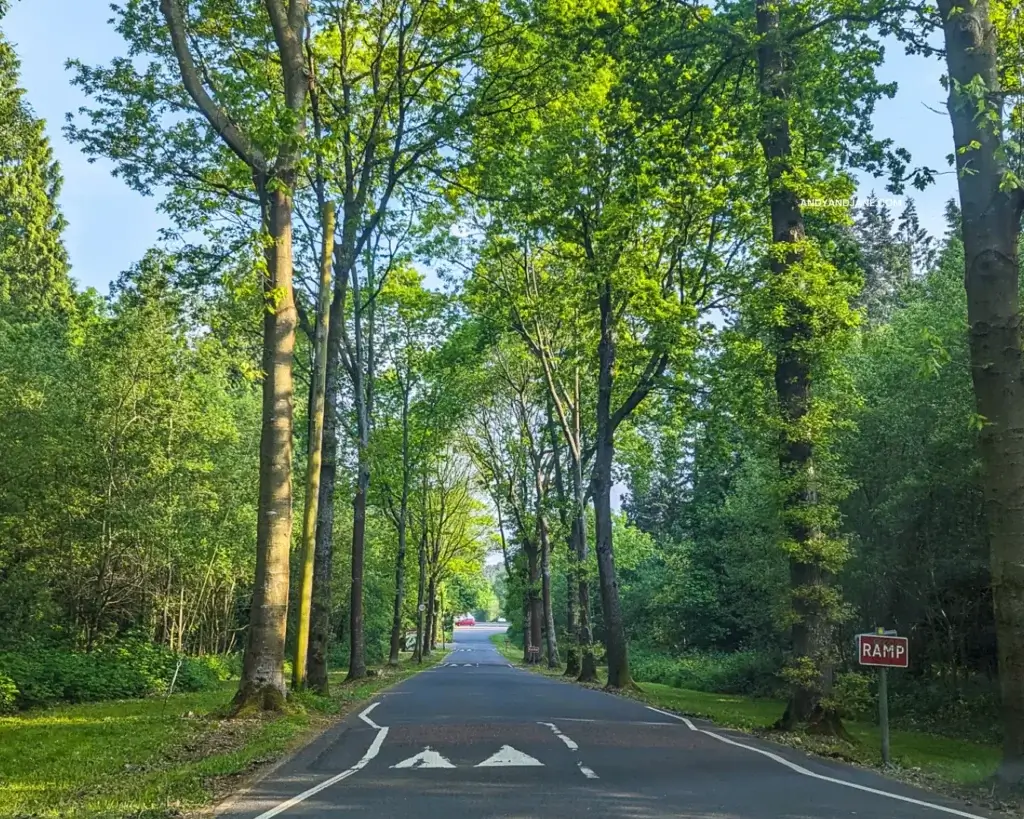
[221,625,993,819]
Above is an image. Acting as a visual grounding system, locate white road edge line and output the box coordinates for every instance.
[645,705,697,731]
[644,704,986,818]
[698,728,988,819]
[252,703,388,819]
[359,701,382,730]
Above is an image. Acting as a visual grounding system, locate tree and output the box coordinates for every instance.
[373,269,446,665]
[292,203,334,689]
[466,2,749,686]
[0,250,262,656]
[936,0,1024,784]
[0,29,70,316]
[71,0,310,709]
[296,0,519,683]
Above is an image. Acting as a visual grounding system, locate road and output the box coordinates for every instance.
[221,624,992,819]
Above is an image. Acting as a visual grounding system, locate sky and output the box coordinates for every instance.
[6,1,959,295]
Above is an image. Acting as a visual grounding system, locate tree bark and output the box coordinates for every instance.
[423,575,436,656]
[388,383,412,665]
[522,592,532,662]
[348,456,369,680]
[388,514,409,665]
[307,290,343,694]
[574,505,598,683]
[548,406,579,675]
[414,527,427,662]
[939,0,1024,785]
[293,203,335,690]
[234,178,298,712]
[527,541,543,659]
[537,491,559,667]
[592,275,632,689]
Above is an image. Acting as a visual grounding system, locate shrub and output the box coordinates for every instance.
[630,648,784,698]
[826,671,874,719]
[0,672,17,714]
[0,642,231,711]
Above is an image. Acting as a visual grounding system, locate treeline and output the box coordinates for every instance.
[447,0,1023,783]
[0,7,490,712]
[618,201,1003,738]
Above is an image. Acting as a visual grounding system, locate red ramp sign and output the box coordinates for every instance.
[857,633,909,668]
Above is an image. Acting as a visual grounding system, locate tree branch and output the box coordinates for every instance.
[159,0,266,171]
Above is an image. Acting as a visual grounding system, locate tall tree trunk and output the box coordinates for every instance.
[388,386,412,666]
[523,592,532,662]
[536,488,559,668]
[293,203,335,690]
[234,178,298,712]
[346,249,375,681]
[573,508,598,683]
[414,527,426,662]
[432,591,441,650]
[939,0,1024,784]
[548,406,579,675]
[348,455,369,679]
[423,576,436,656]
[307,290,343,694]
[388,515,408,665]
[160,0,310,712]
[563,563,578,673]
[527,542,543,658]
[571,459,597,682]
[592,276,632,689]
[755,0,839,732]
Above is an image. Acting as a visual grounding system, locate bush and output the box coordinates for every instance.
[826,671,874,719]
[0,642,232,711]
[0,672,17,714]
[630,648,784,698]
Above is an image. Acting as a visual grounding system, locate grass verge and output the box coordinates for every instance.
[492,635,1006,806]
[0,654,440,819]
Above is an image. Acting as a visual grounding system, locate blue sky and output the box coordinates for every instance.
[6,1,958,294]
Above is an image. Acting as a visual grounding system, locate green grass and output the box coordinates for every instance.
[491,635,1001,790]
[0,655,439,819]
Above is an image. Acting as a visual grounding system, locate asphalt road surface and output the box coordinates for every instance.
[220,624,992,819]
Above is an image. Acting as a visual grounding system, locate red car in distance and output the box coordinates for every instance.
[455,616,475,626]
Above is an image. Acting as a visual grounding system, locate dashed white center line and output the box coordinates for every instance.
[577,761,599,779]
[538,721,597,779]
[539,721,578,750]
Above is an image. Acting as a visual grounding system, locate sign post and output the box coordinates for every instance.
[856,628,907,767]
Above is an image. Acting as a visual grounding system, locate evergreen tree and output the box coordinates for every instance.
[0,29,70,315]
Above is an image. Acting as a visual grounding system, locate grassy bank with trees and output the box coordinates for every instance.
[0,660,435,819]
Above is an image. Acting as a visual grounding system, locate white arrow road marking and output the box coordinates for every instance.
[475,745,544,767]
[392,747,456,769]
